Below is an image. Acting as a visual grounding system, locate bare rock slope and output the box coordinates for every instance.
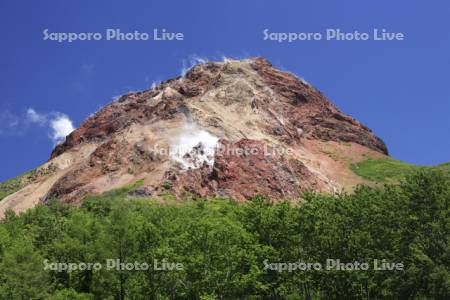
[0,57,388,216]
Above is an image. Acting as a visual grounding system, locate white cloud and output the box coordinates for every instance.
[26,108,47,125]
[2,107,75,144]
[50,114,74,144]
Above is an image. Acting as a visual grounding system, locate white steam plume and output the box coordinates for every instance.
[181,55,209,77]
[170,122,219,170]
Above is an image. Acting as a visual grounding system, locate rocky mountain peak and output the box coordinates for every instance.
[0,57,388,215]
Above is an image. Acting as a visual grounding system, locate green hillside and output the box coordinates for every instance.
[0,175,26,201]
[351,158,450,182]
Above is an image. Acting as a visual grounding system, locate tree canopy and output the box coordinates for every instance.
[0,170,448,299]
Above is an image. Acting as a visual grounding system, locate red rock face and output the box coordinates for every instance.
[169,139,323,200]
[249,58,387,154]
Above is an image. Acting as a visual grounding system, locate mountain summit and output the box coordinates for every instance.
[0,57,388,216]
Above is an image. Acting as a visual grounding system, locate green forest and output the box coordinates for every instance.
[0,170,449,299]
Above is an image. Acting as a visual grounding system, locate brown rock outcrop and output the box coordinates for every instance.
[170,139,323,200]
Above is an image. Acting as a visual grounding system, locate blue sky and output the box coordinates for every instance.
[1,0,449,181]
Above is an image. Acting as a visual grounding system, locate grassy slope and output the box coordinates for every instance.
[351,158,450,182]
[0,175,27,201]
